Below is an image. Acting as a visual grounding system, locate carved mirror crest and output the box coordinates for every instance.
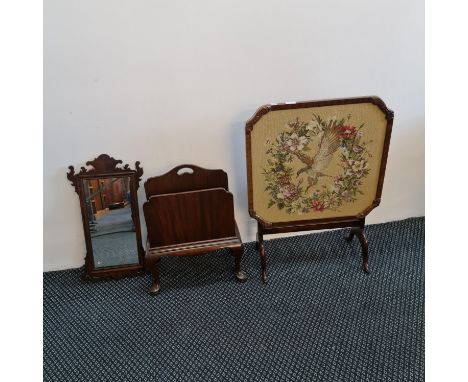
[67,154,145,279]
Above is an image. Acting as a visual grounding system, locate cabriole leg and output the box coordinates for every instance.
[257,228,267,283]
[346,227,369,273]
[355,229,369,273]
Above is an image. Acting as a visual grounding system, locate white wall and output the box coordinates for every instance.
[44,0,424,271]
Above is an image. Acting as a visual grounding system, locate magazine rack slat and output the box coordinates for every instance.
[143,165,247,294]
[245,96,394,281]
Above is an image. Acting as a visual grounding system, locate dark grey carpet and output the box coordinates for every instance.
[43,217,424,382]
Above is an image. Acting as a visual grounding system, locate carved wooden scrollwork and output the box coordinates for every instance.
[85,154,123,173]
[66,166,78,193]
[67,154,144,193]
[135,161,143,190]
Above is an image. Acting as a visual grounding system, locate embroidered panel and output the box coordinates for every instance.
[249,102,389,223]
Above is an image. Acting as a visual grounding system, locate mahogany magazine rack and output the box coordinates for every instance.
[143,164,247,294]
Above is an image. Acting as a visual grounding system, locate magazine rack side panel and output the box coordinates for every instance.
[144,165,229,199]
[246,97,393,226]
[143,188,236,247]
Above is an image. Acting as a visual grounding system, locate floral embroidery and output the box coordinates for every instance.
[339,125,358,139]
[285,133,308,151]
[263,114,372,214]
[310,199,326,212]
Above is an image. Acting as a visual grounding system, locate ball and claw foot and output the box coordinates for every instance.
[149,282,160,295]
[362,262,369,273]
[235,270,248,283]
[147,257,162,295]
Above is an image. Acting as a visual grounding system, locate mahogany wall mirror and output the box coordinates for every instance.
[67,154,145,279]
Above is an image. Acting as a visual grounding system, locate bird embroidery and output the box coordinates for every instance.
[295,119,342,191]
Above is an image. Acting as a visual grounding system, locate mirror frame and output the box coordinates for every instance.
[67,154,145,279]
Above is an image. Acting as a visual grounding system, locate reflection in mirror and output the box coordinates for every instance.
[82,176,139,268]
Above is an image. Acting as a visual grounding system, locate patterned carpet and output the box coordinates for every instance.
[43,217,424,382]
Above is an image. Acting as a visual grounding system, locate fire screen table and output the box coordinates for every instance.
[245,96,394,281]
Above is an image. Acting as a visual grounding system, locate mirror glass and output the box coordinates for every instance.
[81,176,139,268]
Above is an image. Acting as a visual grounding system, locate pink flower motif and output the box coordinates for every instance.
[277,184,299,201]
[311,199,326,212]
[353,145,364,153]
[339,125,358,139]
